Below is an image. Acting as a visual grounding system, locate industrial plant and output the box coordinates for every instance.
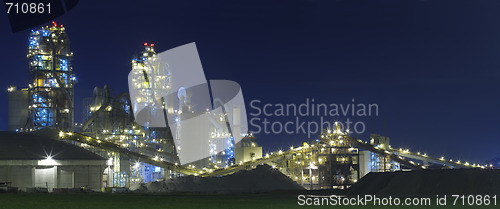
[1,23,488,193]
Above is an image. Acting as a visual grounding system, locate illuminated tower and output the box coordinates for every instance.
[26,21,75,131]
[130,43,170,110]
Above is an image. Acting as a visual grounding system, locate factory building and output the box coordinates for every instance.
[272,125,403,190]
[8,21,75,132]
[4,22,480,193]
[79,84,177,186]
[128,43,249,169]
[235,133,262,163]
[4,25,379,191]
[0,131,106,192]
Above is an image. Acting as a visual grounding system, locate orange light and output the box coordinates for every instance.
[52,21,57,27]
[144,43,148,46]
[151,44,154,47]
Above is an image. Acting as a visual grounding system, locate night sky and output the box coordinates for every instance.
[0,0,498,164]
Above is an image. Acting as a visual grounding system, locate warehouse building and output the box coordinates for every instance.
[0,131,106,192]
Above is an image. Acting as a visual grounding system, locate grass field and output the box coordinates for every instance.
[0,192,498,209]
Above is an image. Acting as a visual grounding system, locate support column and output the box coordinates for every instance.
[53,166,58,190]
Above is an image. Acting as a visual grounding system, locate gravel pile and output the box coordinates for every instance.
[130,164,304,193]
[348,169,500,195]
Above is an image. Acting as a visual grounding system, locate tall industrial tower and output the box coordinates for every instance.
[26,21,75,131]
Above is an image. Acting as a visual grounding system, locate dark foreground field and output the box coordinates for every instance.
[0,192,498,209]
[1,169,499,208]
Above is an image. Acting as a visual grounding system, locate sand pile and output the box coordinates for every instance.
[348,169,500,195]
[130,164,304,193]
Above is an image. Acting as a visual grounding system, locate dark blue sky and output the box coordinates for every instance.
[0,0,498,163]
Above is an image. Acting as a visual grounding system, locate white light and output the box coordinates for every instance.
[38,155,58,166]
